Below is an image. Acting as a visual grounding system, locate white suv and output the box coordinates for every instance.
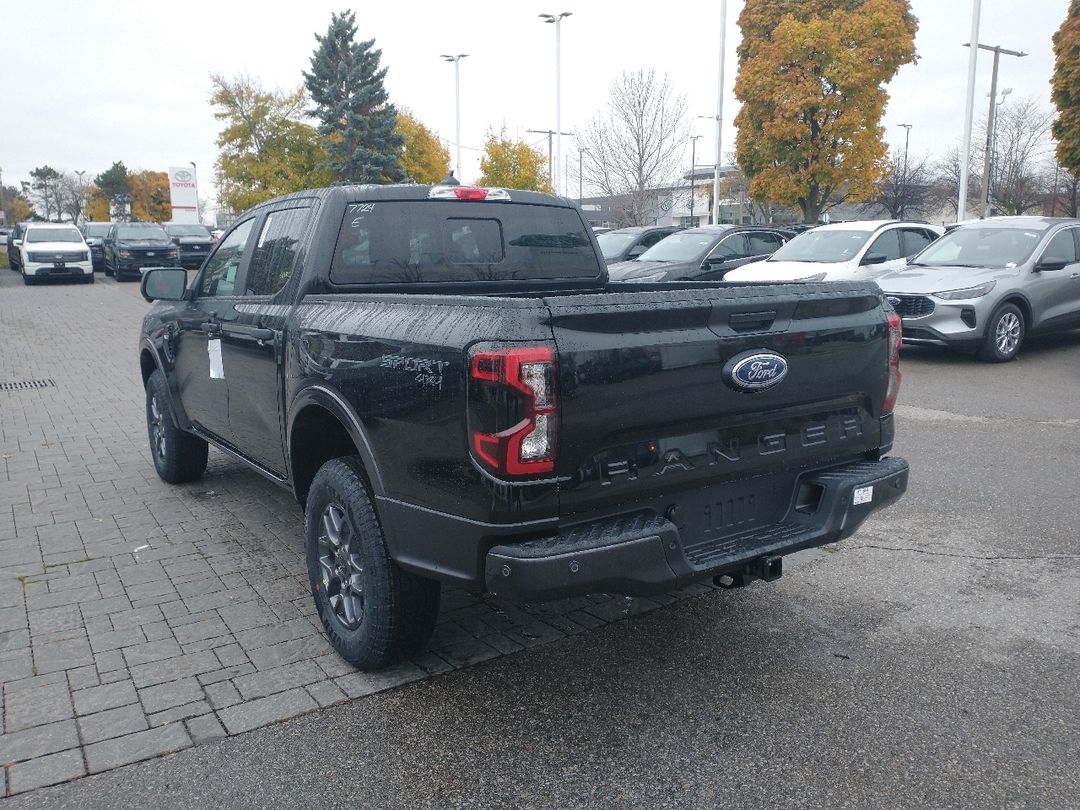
[724,220,944,283]
[17,223,94,285]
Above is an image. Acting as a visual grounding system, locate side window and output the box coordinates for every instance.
[1041,228,1079,264]
[245,208,310,296]
[642,231,667,249]
[900,228,933,257]
[710,233,748,260]
[199,219,255,297]
[746,231,784,255]
[867,229,902,261]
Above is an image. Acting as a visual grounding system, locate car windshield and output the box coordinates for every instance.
[637,231,719,263]
[84,224,111,237]
[166,225,210,237]
[910,226,1043,268]
[26,227,83,243]
[767,230,871,263]
[595,232,639,258]
[117,225,168,240]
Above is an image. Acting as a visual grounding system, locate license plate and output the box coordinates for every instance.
[677,477,791,543]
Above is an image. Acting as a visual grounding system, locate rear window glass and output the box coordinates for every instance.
[330,201,601,285]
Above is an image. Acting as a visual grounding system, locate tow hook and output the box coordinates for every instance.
[713,555,783,589]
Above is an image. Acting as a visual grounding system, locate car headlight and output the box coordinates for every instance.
[933,281,996,300]
[800,272,828,282]
[632,271,669,283]
[119,249,132,258]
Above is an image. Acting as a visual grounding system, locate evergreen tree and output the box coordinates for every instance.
[304,10,405,184]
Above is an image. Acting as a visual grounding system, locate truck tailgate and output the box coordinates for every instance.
[545,282,892,523]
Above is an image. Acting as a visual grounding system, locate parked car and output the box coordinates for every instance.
[103,222,179,280]
[877,216,1080,362]
[81,222,112,271]
[163,223,216,269]
[724,220,944,283]
[596,225,681,264]
[17,223,94,285]
[608,224,790,282]
[137,182,908,670]
[6,222,31,272]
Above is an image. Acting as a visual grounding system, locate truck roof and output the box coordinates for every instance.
[254,184,572,211]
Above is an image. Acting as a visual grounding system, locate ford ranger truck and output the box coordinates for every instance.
[137,183,909,670]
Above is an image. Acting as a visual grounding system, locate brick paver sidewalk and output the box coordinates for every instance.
[0,272,713,796]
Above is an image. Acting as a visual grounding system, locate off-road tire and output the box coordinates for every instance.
[145,369,208,483]
[305,457,441,670]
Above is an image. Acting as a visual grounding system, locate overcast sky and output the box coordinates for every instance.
[4,0,1069,220]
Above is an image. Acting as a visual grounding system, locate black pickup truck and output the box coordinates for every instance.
[138,183,908,670]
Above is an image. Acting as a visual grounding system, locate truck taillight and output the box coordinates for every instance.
[469,345,557,476]
[883,312,902,413]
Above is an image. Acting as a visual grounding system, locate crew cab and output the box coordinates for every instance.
[104,222,179,280]
[163,222,216,269]
[138,183,909,670]
[18,223,94,284]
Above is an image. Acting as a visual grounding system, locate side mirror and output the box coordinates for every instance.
[702,255,729,268]
[141,267,188,302]
[171,237,182,245]
[13,239,22,247]
[1035,258,1067,272]
[861,252,888,266]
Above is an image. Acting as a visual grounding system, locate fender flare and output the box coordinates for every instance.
[139,337,192,431]
[286,384,386,499]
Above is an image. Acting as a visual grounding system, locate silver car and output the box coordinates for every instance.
[876,217,1080,362]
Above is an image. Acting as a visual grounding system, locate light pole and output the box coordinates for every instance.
[439,54,468,180]
[539,12,571,196]
[74,170,86,224]
[709,0,728,225]
[957,0,982,221]
[984,87,1011,217]
[966,42,1026,218]
[578,147,587,201]
[689,135,703,225]
[897,124,912,218]
[190,162,201,223]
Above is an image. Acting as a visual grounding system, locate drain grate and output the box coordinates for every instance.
[0,379,55,391]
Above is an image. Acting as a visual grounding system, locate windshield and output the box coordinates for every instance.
[911,226,1043,268]
[637,231,719,263]
[26,228,83,243]
[166,225,211,237]
[595,232,638,259]
[84,224,111,237]
[117,225,168,240]
[767,230,871,263]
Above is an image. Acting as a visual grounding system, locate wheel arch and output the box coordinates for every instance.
[992,294,1033,331]
[288,385,385,509]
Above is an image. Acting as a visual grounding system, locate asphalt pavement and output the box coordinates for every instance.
[4,273,1079,808]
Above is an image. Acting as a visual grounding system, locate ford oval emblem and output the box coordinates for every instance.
[724,351,788,392]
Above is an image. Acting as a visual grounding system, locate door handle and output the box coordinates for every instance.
[200,321,221,334]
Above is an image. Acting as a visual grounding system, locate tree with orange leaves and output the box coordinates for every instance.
[734,0,918,223]
[1052,1,1080,176]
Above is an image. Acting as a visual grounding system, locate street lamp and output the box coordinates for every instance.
[190,162,201,224]
[963,40,1026,219]
[439,54,469,181]
[897,124,912,218]
[689,135,703,225]
[983,87,1013,217]
[539,12,571,196]
[696,115,721,223]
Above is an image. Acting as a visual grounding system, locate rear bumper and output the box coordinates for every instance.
[484,457,908,601]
